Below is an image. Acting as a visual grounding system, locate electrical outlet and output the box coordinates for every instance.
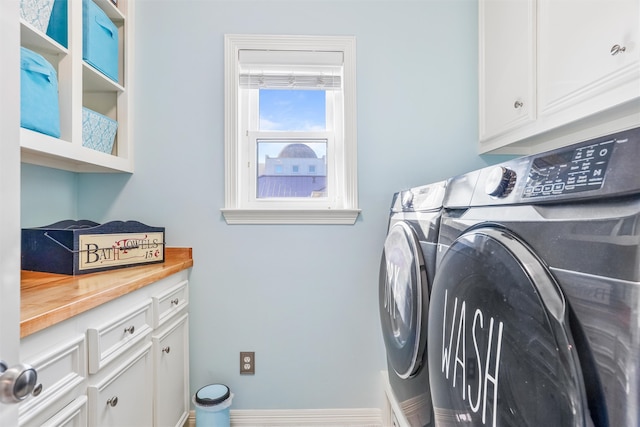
[240,351,255,374]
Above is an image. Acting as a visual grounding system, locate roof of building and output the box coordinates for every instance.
[278,143,318,159]
[257,176,326,198]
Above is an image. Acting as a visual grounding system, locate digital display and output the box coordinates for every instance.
[523,139,615,198]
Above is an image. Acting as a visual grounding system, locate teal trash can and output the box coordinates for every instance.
[193,384,233,426]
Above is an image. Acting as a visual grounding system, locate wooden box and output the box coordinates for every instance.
[22,220,165,275]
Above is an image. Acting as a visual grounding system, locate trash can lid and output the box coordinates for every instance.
[195,384,231,406]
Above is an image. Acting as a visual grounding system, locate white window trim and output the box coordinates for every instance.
[222,34,360,225]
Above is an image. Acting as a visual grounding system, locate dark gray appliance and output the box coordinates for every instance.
[427,127,640,427]
[380,181,446,426]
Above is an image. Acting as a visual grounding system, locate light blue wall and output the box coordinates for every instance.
[21,164,78,227]
[21,0,514,410]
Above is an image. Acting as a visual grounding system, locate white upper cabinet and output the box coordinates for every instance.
[479,0,536,140]
[19,0,133,173]
[480,0,640,154]
[538,0,639,117]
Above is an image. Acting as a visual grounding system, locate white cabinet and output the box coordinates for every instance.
[19,335,87,426]
[479,0,640,154]
[479,0,536,140]
[153,313,190,427]
[41,396,88,427]
[152,280,190,427]
[19,0,134,172]
[538,0,639,117]
[85,300,153,427]
[152,280,190,329]
[19,270,190,427]
[87,343,153,427]
[87,300,153,374]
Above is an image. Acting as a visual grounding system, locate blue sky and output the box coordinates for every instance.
[259,89,326,131]
[257,89,327,162]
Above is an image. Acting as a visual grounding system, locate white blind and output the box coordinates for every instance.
[239,49,343,90]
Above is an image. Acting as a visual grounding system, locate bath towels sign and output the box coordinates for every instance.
[78,230,164,271]
[22,220,165,275]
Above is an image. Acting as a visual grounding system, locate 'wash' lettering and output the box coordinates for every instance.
[440,289,504,427]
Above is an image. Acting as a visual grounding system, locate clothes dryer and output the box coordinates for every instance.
[427,127,640,427]
[380,181,446,427]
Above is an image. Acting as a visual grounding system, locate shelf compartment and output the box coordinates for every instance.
[20,19,67,55]
[21,128,132,173]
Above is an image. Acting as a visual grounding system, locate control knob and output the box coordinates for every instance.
[485,166,517,198]
[400,190,414,211]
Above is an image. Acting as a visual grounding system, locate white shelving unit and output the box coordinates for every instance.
[20,0,133,173]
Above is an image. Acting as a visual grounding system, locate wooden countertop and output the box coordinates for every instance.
[21,247,193,338]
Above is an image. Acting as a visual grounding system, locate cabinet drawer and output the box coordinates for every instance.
[152,280,188,328]
[87,300,152,374]
[87,343,153,427]
[19,335,86,426]
[41,396,87,427]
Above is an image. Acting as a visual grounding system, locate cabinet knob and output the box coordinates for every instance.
[32,383,43,397]
[162,346,171,354]
[107,396,118,407]
[610,44,627,55]
[514,100,524,109]
[124,325,135,335]
[170,298,179,306]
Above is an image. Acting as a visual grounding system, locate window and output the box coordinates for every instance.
[222,34,360,224]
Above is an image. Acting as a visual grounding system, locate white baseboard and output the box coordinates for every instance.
[186,408,383,426]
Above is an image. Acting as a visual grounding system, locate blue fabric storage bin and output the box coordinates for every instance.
[82,107,117,154]
[83,0,118,82]
[46,0,68,48]
[20,47,61,138]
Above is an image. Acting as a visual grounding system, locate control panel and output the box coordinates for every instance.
[392,181,447,212]
[461,127,639,208]
[523,138,615,199]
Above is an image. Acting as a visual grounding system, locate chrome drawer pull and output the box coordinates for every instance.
[32,383,43,397]
[162,346,171,354]
[514,100,524,109]
[124,325,135,335]
[107,396,118,407]
[170,298,179,306]
[610,44,626,55]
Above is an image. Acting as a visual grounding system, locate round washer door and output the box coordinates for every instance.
[427,227,590,427]
[379,221,429,379]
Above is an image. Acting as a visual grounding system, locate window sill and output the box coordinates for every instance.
[221,208,361,225]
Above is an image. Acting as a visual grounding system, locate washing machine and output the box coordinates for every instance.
[427,126,640,427]
[379,181,446,427]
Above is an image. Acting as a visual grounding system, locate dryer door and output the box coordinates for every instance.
[380,222,429,379]
[427,227,591,427]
